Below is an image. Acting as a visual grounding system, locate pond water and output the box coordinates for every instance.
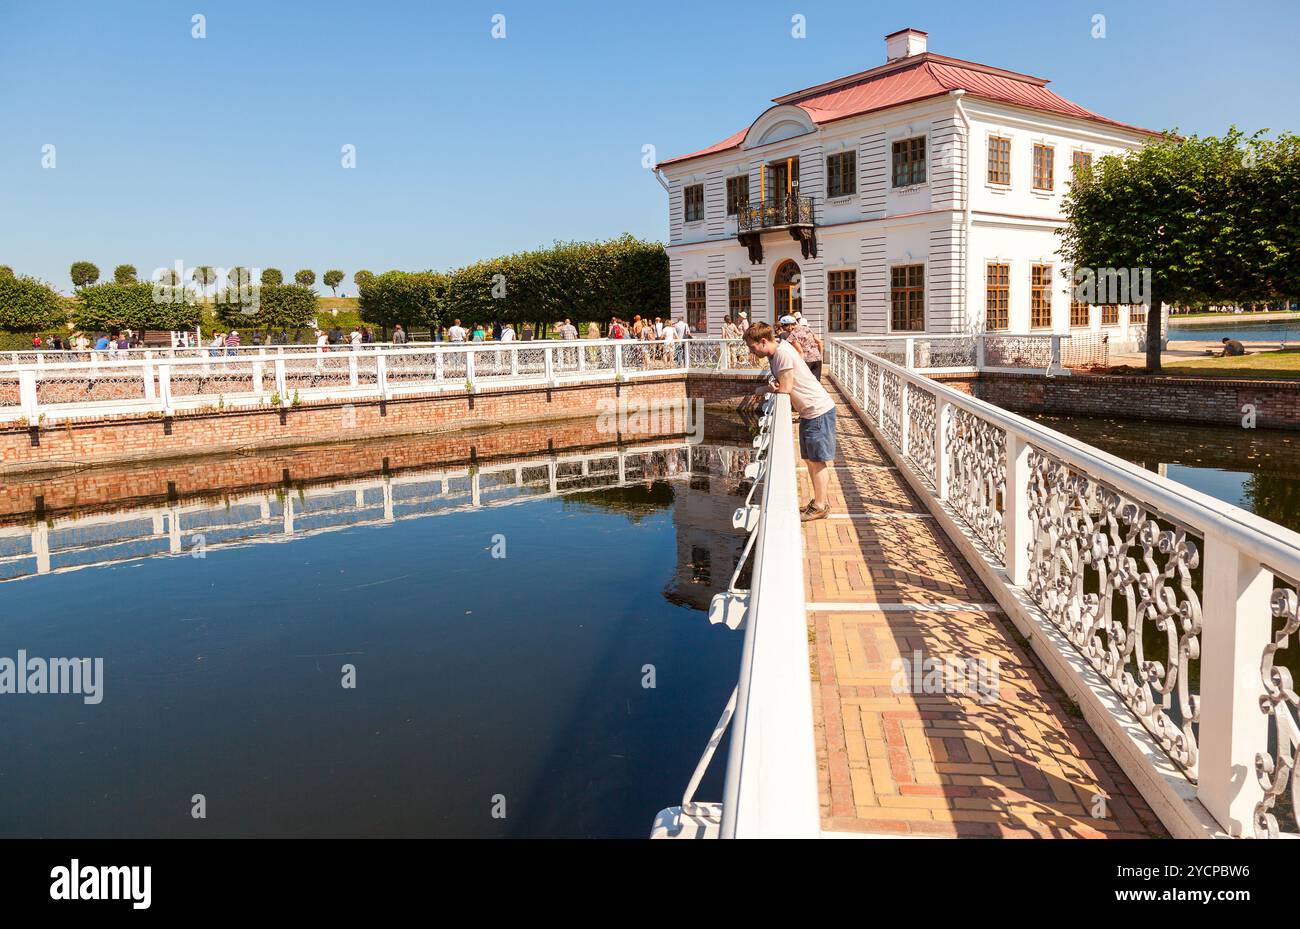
[1167,318,1300,343]
[1028,413,1300,533]
[0,416,755,838]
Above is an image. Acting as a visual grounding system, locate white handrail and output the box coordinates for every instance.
[719,391,820,838]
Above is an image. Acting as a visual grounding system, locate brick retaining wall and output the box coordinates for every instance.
[0,373,759,472]
[975,373,1300,430]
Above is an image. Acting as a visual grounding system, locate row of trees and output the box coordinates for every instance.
[0,269,322,334]
[1061,128,1300,370]
[357,235,669,334]
[64,263,370,296]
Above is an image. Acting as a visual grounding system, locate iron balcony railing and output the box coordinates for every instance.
[736,195,815,233]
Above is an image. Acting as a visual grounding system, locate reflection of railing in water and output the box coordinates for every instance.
[0,439,754,584]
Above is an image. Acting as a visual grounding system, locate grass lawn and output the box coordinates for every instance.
[1156,348,1300,379]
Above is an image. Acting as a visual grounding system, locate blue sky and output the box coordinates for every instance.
[1,0,1296,292]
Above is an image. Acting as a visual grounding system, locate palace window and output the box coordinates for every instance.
[1032,143,1054,191]
[686,281,707,332]
[826,151,857,198]
[1100,304,1119,326]
[1071,150,1093,178]
[987,136,1011,185]
[891,137,927,188]
[725,176,748,216]
[890,264,925,331]
[1030,264,1053,328]
[684,184,704,223]
[1070,298,1091,328]
[728,278,751,318]
[1129,304,1147,325]
[828,270,857,332]
[986,263,1010,331]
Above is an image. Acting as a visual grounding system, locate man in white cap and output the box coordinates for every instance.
[737,311,749,334]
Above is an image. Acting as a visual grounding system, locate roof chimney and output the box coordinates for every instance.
[885,28,927,62]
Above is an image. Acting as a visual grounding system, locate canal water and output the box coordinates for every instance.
[1028,413,1300,534]
[0,415,755,838]
[1168,318,1300,343]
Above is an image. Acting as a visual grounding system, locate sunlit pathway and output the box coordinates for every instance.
[796,386,1167,838]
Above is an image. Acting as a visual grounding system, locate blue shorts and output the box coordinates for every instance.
[799,407,838,462]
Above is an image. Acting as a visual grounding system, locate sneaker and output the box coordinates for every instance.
[801,500,817,515]
[800,503,830,522]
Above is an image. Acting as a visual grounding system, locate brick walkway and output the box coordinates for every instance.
[798,387,1167,838]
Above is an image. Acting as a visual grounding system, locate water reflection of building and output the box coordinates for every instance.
[0,434,754,586]
[663,446,757,610]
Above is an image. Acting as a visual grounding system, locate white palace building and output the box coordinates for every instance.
[657,28,1161,349]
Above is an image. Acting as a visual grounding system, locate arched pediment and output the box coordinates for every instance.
[742,105,816,150]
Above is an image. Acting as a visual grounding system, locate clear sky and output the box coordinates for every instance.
[2,0,1297,292]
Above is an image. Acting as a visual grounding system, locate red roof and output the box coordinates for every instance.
[658,52,1160,168]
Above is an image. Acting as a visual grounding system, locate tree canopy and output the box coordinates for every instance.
[213,283,319,330]
[113,264,138,284]
[70,261,100,289]
[0,274,66,332]
[1060,129,1300,370]
[74,282,201,332]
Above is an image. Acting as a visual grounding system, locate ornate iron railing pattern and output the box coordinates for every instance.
[827,335,1300,839]
[1257,575,1300,837]
[736,195,815,232]
[1025,449,1203,774]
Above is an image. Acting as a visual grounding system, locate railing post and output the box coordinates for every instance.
[1003,432,1033,586]
[435,349,445,382]
[252,359,264,396]
[376,353,389,400]
[876,367,885,430]
[683,341,691,370]
[976,334,987,370]
[904,337,915,370]
[544,346,555,385]
[1196,533,1273,836]
[720,340,731,370]
[900,379,910,456]
[577,342,586,372]
[348,351,359,387]
[934,397,950,498]
[510,345,519,377]
[143,358,156,401]
[1050,335,1064,371]
[615,342,624,379]
[274,358,287,404]
[466,349,476,388]
[157,363,172,414]
[18,370,37,420]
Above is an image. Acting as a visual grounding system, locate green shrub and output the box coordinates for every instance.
[0,274,66,332]
[74,282,201,332]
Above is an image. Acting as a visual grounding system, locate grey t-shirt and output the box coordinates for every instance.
[769,340,834,419]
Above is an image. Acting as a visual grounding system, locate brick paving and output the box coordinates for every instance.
[798,387,1166,838]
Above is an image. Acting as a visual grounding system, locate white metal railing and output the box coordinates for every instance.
[655,391,820,838]
[0,338,766,423]
[828,336,1300,838]
[834,332,1082,375]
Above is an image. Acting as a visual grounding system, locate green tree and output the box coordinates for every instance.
[353,269,374,288]
[323,269,345,296]
[191,266,218,291]
[261,267,284,286]
[358,271,444,330]
[114,264,138,284]
[0,266,14,278]
[0,274,66,332]
[294,269,316,288]
[70,261,100,289]
[1060,129,1300,371]
[214,283,318,329]
[74,282,200,332]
